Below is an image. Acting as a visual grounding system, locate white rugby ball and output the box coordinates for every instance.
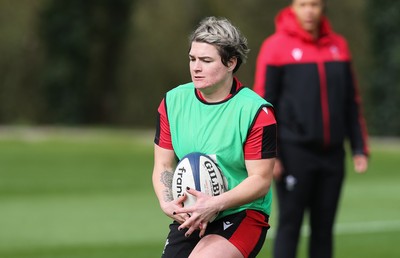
[172,152,227,221]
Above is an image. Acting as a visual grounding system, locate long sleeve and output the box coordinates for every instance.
[253,38,283,109]
[345,62,369,156]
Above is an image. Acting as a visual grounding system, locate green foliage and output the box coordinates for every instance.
[38,0,134,124]
[365,0,400,135]
[2,0,399,136]
[0,0,45,124]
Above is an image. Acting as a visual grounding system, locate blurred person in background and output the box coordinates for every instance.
[253,0,369,257]
[153,16,277,258]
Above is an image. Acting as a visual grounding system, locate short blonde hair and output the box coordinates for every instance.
[189,16,249,73]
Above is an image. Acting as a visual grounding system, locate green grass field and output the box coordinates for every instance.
[0,127,399,258]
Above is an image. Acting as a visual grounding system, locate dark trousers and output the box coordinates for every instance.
[273,142,345,258]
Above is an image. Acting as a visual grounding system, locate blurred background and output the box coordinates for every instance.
[1,0,400,258]
[0,0,399,135]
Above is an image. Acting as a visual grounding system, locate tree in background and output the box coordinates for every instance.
[39,0,134,124]
[366,0,400,135]
[3,0,398,136]
[0,0,44,124]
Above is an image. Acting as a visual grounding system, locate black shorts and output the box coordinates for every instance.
[161,209,270,258]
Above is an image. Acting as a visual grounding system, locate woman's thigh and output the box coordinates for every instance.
[189,234,243,258]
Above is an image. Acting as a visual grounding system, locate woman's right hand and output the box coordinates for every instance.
[161,194,190,224]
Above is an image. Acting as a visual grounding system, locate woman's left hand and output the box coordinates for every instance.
[173,187,220,238]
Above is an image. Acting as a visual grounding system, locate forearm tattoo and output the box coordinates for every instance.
[160,170,174,202]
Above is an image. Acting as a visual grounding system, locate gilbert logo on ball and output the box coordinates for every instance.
[172,152,227,221]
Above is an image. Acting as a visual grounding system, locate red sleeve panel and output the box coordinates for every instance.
[244,106,277,160]
[253,36,282,101]
[154,98,173,150]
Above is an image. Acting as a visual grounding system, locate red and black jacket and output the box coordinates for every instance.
[253,7,369,155]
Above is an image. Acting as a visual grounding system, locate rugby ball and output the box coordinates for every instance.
[172,152,227,221]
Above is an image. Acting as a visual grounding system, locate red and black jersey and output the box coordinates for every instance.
[155,78,277,159]
[253,7,369,155]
